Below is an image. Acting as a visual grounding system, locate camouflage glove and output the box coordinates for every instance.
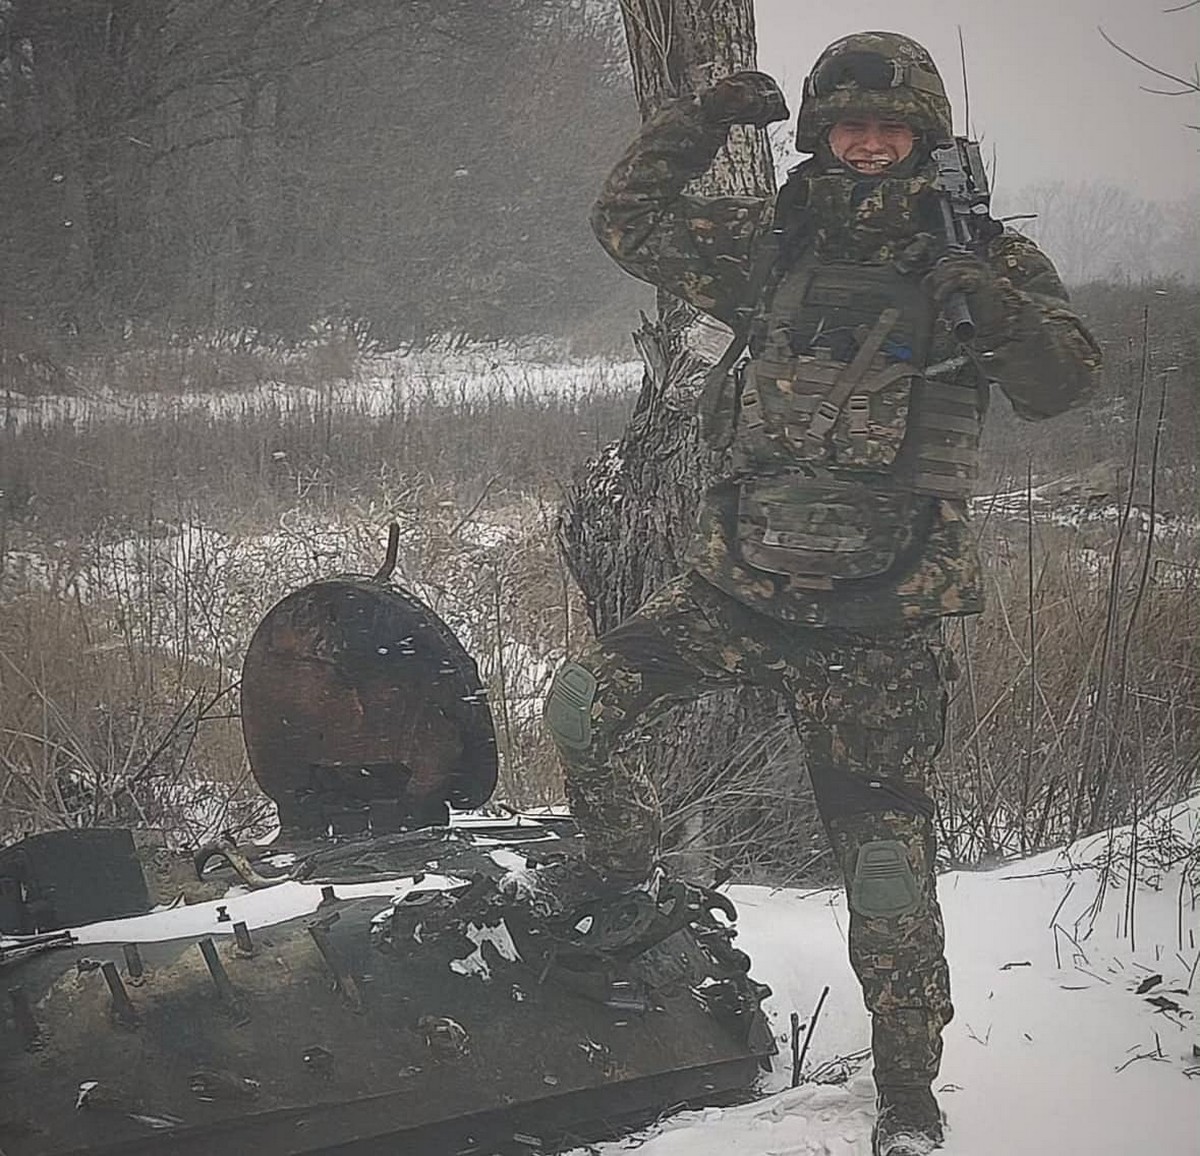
[699,70,790,129]
[925,252,1013,344]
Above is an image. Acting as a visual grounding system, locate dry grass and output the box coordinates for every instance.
[0,591,259,844]
[940,516,1199,865]
[0,286,1197,875]
[0,351,626,843]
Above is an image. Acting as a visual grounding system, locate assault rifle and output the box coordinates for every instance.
[931,136,992,342]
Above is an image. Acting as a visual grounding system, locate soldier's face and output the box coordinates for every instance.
[828,117,916,175]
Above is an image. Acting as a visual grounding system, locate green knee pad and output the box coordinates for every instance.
[850,840,921,919]
[544,662,598,752]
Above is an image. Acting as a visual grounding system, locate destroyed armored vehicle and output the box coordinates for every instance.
[0,530,775,1155]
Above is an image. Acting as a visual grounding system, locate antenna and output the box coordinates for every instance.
[957,24,971,137]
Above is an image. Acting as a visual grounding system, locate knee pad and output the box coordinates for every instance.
[543,661,598,752]
[850,840,921,919]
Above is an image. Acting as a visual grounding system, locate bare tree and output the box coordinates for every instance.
[1099,6,1199,133]
[0,1,640,352]
[560,0,772,629]
[997,182,1200,284]
[557,0,820,874]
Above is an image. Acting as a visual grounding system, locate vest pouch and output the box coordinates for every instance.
[736,476,915,582]
[732,357,844,473]
[829,366,918,472]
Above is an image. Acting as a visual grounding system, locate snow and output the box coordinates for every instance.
[570,798,1200,1156]
[63,826,560,947]
[0,346,642,435]
[448,919,521,980]
[70,873,471,945]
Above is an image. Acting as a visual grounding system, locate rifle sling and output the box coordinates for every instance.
[697,226,782,448]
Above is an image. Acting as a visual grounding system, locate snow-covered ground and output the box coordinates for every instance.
[0,346,643,434]
[575,800,1200,1156]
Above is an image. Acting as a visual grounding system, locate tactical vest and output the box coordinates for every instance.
[729,255,984,587]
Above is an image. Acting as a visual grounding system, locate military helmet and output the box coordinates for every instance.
[796,31,952,153]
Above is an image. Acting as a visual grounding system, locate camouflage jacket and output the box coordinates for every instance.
[592,96,1102,630]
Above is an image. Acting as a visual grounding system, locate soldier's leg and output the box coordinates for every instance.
[543,573,748,881]
[786,624,953,1111]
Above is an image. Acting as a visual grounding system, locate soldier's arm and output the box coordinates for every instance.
[979,232,1102,419]
[591,96,773,329]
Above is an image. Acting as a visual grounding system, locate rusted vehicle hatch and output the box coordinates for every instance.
[241,527,498,834]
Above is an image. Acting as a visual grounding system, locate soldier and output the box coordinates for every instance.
[543,30,1100,1156]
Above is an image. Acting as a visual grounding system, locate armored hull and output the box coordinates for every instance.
[1,821,774,1154]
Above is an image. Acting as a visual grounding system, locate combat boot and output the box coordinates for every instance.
[871,1085,943,1156]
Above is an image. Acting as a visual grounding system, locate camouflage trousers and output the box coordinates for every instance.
[545,569,954,1091]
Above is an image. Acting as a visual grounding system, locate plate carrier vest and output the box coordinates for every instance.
[728,254,984,586]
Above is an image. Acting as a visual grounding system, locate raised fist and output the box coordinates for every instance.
[699,70,790,129]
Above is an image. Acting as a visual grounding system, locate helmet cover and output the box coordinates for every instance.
[796,31,953,153]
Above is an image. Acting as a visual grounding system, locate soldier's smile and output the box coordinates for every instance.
[848,155,896,174]
[828,116,916,175]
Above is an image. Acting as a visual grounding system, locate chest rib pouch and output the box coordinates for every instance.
[735,356,920,475]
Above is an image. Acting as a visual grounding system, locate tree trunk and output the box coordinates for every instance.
[558,0,828,881]
[562,0,772,631]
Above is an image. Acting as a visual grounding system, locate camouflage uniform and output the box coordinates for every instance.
[546,30,1100,1128]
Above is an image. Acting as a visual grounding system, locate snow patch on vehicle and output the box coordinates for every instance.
[449,919,521,980]
[73,873,471,944]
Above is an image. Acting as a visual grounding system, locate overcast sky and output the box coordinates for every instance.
[754,0,1199,201]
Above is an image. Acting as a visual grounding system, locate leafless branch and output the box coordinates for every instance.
[1098,25,1200,95]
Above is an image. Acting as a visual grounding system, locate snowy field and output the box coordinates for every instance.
[4,345,1196,1153]
[575,801,1200,1156]
[0,346,643,434]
